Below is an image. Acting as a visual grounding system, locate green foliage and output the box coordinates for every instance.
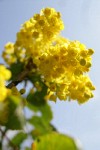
[27,91,46,106]
[25,147,31,150]
[33,132,82,150]
[30,116,51,136]
[0,101,8,125]
[27,102,53,123]
[10,62,24,80]
[27,74,48,106]
[11,132,27,147]
[5,96,25,130]
[0,72,83,149]
[27,102,53,138]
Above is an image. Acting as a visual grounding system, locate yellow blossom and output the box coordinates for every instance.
[2,42,16,64]
[68,75,95,103]
[0,65,11,101]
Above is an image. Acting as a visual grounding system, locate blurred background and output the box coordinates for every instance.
[0,0,99,150]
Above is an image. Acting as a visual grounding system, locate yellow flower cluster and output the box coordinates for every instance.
[2,8,95,103]
[2,8,64,64]
[41,38,95,103]
[2,42,17,65]
[0,65,11,101]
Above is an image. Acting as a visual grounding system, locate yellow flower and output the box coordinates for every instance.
[2,42,16,64]
[68,75,95,103]
[0,65,11,101]
[0,65,11,80]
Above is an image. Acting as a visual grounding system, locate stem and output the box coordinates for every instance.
[7,58,37,89]
[7,69,29,89]
[0,127,19,150]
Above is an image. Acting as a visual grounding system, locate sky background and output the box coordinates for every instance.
[0,0,100,150]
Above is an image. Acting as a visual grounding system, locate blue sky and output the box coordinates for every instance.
[0,0,100,150]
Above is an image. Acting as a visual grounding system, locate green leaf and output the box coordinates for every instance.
[0,101,8,125]
[29,116,52,138]
[25,147,31,150]
[28,73,42,84]
[33,132,82,150]
[27,102,53,138]
[27,102,39,112]
[5,96,25,130]
[27,103,53,123]
[39,104,52,123]
[11,132,27,147]
[10,62,24,80]
[27,91,46,106]
[27,73,48,106]
[27,73,55,137]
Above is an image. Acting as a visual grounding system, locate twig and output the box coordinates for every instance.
[7,58,37,89]
[7,69,29,89]
[0,127,19,150]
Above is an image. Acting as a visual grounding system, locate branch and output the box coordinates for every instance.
[0,127,19,150]
[7,58,37,89]
[7,69,29,89]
